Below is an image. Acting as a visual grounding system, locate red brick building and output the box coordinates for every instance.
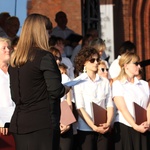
[27,0,150,84]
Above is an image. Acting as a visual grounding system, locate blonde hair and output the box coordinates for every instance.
[0,37,11,46]
[98,60,107,66]
[117,52,140,80]
[10,14,52,67]
[89,38,106,52]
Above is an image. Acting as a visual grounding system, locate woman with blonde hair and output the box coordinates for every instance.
[97,60,109,79]
[8,14,70,150]
[0,37,15,135]
[112,52,150,150]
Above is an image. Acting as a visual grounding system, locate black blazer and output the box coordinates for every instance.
[8,48,65,134]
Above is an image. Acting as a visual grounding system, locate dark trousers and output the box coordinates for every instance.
[77,130,110,150]
[12,128,53,150]
[113,122,148,150]
[60,126,73,150]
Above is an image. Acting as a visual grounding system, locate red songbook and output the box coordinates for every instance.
[60,101,76,126]
[91,102,107,126]
[133,102,147,125]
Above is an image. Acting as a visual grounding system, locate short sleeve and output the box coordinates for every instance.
[73,84,85,109]
[112,80,124,98]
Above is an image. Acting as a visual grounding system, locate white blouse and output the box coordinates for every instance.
[73,73,113,131]
[0,69,15,127]
[112,77,150,127]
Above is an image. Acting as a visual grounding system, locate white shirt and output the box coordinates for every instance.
[112,77,150,127]
[73,73,113,131]
[62,57,74,80]
[109,55,121,79]
[0,69,15,126]
[61,73,71,101]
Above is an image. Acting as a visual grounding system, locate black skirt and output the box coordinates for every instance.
[12,128,53,150]
[113,122,148,150]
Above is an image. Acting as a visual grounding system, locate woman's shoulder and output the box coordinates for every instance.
[34,49,54,61]
[139,79,149,88]
[112,79,122,88]
[36,48,52,56]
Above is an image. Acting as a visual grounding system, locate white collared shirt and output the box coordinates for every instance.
[112,77,150,127]
[73,73,113,131]
[61,57,74,80]
[0,69,15,127]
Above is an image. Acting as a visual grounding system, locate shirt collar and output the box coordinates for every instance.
[120,76,141,85]
[83,73,100,82]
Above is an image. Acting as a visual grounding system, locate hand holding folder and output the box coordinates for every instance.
[60,101,76,126]
[133,102,147,125]
[91,102,107,126]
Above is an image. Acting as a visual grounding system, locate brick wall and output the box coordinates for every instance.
[27,0,150,83]
[113,0,150,83]
[27,0,82,35]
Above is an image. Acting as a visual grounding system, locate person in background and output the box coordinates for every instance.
[51,11,75,58]
[49,46,62,66]
[71,34,93,65]
[89,38,109,67]
[86,28,99,40]
[112,52,150,150]
[86,28,108,61]
[51,11,74,40]
[49,36,74,79]
[0,12,10,38]
[5,16,20,41]
[49,46,74,150]
[0,37,15,135]
[97,60,109,79]
[109,41,136,81]
[8,13,70,150]
[59,63,68,75]
[59,63,74,150]
[73,46,114,150]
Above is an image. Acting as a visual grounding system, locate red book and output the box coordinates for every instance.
[133,102,147,125]
[91,102,107,126]
[60,101,76,126]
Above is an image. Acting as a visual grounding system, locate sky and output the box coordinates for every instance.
[0,0,27,35]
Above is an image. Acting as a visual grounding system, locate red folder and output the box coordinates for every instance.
[0,134,16,150]
[60,101,76,126]
[133,102,147,125]
[92,102,107,126]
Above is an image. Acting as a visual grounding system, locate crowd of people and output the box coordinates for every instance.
[0,11,150,150]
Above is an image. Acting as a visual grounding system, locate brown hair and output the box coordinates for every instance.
[74,46,99,76]
[10,14,52,67]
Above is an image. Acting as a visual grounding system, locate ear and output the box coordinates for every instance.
[124,63,128,69]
